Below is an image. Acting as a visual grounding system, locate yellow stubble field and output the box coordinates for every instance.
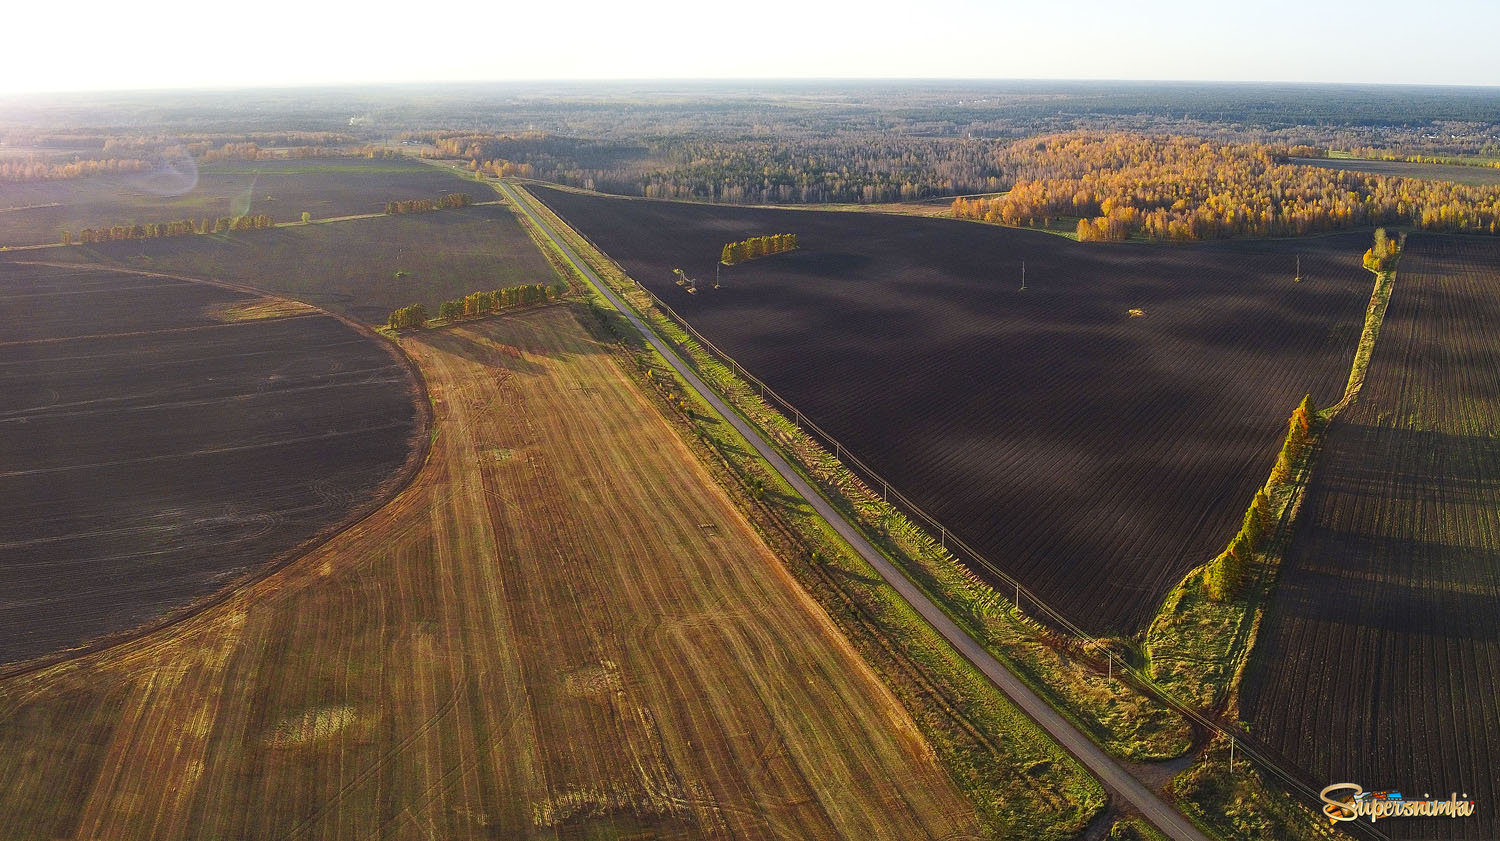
[0,303,979,841]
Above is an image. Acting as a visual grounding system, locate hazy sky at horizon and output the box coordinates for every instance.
[4,0,1497,94]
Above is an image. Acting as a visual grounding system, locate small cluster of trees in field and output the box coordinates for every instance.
[1205,395,1316,602]
[468,158,536,179]
[953,133,1500,240]
[720,233,798,265]
[388,283,559,330]
[387,303,429,329]
[65,214,274,244]
[384,193,473,215]
[1362,227,1404,272]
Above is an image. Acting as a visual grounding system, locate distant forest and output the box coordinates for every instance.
[4,82,1498,229]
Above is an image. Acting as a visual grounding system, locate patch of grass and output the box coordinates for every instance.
[1109,815,1171,841]
[1171,737,1341,841]
[205,297,318,322]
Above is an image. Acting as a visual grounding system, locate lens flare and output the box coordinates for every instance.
[127,145,198,197]
[230,173,258,217]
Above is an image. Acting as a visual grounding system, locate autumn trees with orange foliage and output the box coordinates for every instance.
[0,157,149,182]
[383,193,473,215]
[1362,228,1403,272]
[721,233,798,265]
[952,133,1500,241]
[469,158,536,179]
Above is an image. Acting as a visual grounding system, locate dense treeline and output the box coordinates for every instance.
[635,138,1005,204]
[0,157,149,182]
[468,158,536,178]
[1205,395,1315,602]
[720,233,798,264]
[384,193,473,215]
[419,130,1008,204]
[67,213,274,244]
[953,133,1500,240]
[11,85,1500,196]
[0,133,388,182]
[390,283,558,329]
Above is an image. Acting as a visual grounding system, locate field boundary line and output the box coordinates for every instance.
[0,261,435,682]
[501,180,1226,841]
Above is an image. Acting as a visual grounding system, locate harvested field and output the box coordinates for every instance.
[1242,235,1500,840]
[529,185,1375,634]
[0,262,420,666]
[1292,157,1500,187]
[0,304,981,841]
[0,157,484,247]
[42,203,555,324]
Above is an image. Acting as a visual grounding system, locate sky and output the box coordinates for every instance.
[4,0,1498,94]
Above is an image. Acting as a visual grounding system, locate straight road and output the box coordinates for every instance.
[499,180,1213,841]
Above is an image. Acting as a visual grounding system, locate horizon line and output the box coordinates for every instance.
[4,76,1500,99]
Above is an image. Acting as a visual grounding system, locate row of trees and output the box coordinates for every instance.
[2,131,383,182]
[65,213,274,244]
[1205,395,1316,602]
[720,233,798,265]
[0,157,149,182]
[389,283,559,329]
[1333,148,1500,171]
[384,193,473,215]
[1363,227,1404,272]
[953,133,1500,240]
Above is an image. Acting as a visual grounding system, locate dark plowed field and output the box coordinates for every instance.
[1243,235,1500,840]
[47,204,556,325]
[532,186,1374,633]
[0,263,420,665]
[0,157,482,247]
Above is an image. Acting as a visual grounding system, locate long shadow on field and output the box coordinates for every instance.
[531,185,1377,634]
[418,316,592,376]
[1243,419,1500,839]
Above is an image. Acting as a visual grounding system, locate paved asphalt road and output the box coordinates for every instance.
[500,180,1213,841]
